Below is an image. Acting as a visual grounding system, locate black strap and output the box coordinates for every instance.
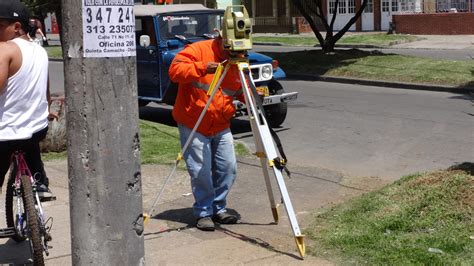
[244,70,291,178]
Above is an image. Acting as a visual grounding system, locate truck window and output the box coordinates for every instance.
[135,17,157,46]
[159,13,222,39]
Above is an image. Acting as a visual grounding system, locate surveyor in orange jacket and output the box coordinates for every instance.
[169,36,244,231]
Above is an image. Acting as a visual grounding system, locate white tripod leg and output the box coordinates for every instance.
[238,74,280,224]
[237,62,305,258]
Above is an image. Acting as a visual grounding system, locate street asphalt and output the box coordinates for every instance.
[0,33,473,264]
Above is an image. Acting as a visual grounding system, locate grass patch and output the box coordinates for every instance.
[306,169,474,264]
[44,46,63,59]
[140,120,249,164]
[254,33,418,47]
[42,151,67,161]
[264,49,474,86]
[41,120,249,164]
[254,36,318,46]
[338,33,419,46]
[139,120,182,165]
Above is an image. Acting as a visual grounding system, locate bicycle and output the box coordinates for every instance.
[0,150,52,265]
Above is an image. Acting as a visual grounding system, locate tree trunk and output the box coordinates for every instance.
[62,0,145,264]
[322,39,335,53]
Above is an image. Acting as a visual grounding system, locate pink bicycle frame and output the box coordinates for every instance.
[11,151,35,188]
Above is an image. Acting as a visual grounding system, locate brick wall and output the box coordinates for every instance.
[295,17,312,33]
[374,0,381,31]
[294,17,325,33]
[393,13,474,34]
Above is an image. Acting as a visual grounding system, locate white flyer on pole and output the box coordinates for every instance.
[82,0,136,57]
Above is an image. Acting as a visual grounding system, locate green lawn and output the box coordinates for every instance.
[44,46,63,59]
[254,33,420,47]
[42,120,249,164]
[263,49,474,87]
[306,168,474,264]
[339,33,420,45]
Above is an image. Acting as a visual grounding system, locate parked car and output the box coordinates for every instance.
[134,4,297,127]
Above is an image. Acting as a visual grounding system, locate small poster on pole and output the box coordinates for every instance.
[82,0,136,58]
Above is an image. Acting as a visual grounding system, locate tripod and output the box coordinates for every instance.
[145,57,305,258]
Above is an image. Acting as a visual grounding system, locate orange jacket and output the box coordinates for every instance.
[169,39,243,136]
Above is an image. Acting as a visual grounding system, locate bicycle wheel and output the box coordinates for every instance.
[5,171,27,242]
[20,175,45,265]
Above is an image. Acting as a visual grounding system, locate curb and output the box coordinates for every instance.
[254,41,384,49]
[286,73,474,95]
[253,42,473,50]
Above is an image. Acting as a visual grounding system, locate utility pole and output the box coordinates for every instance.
[62,0,145,264]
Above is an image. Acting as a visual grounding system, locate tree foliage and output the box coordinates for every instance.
[291,0,368,53]
[21,0,62,44]
[21,0,61,19]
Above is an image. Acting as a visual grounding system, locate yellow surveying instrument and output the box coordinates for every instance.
[221,5,252,51]
[143,5,305,258]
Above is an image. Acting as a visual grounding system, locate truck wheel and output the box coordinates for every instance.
[138,100,150,107]
[264,80,287,128]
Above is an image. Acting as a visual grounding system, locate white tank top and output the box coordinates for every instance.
[0,38,49,140]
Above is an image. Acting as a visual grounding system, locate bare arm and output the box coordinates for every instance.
[47,76,51,105]
[46,75,59,120]
[0,43,13,94]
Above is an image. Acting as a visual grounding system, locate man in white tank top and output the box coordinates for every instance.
[0,0,57,201]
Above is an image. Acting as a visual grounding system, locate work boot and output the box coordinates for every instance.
[213,211,238,224]
[37,184,56,202]
[196,216,215,231]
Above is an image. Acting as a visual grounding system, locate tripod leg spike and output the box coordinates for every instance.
[143,213,150,225]
[295,235,305,258]
[271,205,279,224]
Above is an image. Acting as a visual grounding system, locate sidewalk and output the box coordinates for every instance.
[0,156,380,264]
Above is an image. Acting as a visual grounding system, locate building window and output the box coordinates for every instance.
[329,0,336,14]
[436,0,448,10]
[391,0,399,11]
[382,0,390,12]
[400,0,416,12]
[348,0,356,13]
[436,0,469,11]
[339,0,347,14]
[364,0,374,13]
[452,0,468,10]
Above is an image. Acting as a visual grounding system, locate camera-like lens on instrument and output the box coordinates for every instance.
[237,20,245,30]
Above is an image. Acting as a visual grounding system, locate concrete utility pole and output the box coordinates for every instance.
[62,0,145,264]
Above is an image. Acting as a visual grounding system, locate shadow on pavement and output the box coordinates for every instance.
[217,227,303,260]
[0,238,32,264]
[261,48,389,76]
[139,106,176,127]
[448,162,474,175]
[153,207,195,226]
[152,207,242,227]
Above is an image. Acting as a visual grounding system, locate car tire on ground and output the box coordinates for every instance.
[264,80,288,128]
[138,100,150,107]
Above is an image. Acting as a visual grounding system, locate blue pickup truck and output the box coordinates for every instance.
[134,4,297,127]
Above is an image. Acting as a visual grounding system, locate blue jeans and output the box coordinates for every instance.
[178,124,237,219]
